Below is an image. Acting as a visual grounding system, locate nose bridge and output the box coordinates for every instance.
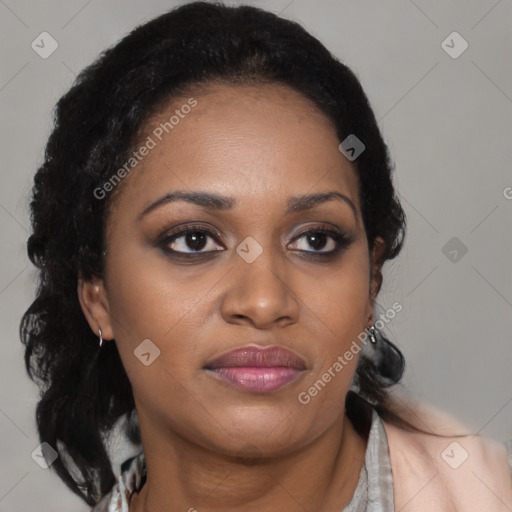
[221,233,298,328]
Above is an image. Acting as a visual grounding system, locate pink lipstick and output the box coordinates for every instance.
[204,345,306,393]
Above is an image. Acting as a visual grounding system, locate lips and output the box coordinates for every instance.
[204,345,307,370]
[204,345,307,393]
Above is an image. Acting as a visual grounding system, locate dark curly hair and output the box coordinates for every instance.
[21,1,418,506]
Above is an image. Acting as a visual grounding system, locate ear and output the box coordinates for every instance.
[77,275,114,340]
[367,236,386,323]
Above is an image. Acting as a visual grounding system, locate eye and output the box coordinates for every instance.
[161,225,224,255]
[288,226,352,255]
[158,223,353,260]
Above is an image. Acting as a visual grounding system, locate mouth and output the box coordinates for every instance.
[203,345,307,393]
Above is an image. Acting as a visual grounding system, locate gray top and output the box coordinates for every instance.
[342,408,395,511]
[91,408,395,511]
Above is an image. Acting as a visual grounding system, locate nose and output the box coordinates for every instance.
[220,243,299,330]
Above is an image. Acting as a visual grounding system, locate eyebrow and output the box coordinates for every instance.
[137,190,357,220]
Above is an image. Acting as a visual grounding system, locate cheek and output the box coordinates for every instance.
[305,248,370,339]
[104,251,209,389]
[297,248,370,399]
[106,245,202,337]
[105,266,199,421]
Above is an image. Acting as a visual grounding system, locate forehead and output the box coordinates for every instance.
[109,82,361,221]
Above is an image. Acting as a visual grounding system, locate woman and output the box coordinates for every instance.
[20,2,512,511]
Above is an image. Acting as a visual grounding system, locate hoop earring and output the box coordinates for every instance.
[98,328,103,348]
[367,325,378,344]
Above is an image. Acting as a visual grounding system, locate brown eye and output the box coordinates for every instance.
[291,231,336,252]
[161,226,224,255]
[288,227,353,256]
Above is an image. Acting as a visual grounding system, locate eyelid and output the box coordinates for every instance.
[291,223,347,239]
[159,223,224,244]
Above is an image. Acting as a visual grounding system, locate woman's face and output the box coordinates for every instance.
[81,82,383,457]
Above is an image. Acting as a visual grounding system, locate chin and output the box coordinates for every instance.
[203,411,314,458]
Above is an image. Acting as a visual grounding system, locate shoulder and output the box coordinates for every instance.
[380,397,512,511]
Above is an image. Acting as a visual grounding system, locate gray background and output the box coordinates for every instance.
[1,0,511,510]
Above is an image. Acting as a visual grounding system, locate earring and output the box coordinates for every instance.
[367,325,378,344]
[98,328,103,347]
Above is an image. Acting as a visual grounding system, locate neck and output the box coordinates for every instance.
[129,410,368,512]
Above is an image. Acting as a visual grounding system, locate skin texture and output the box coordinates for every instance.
[78,82,386,512]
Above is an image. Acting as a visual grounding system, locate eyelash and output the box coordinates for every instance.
[158,223,353,261]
